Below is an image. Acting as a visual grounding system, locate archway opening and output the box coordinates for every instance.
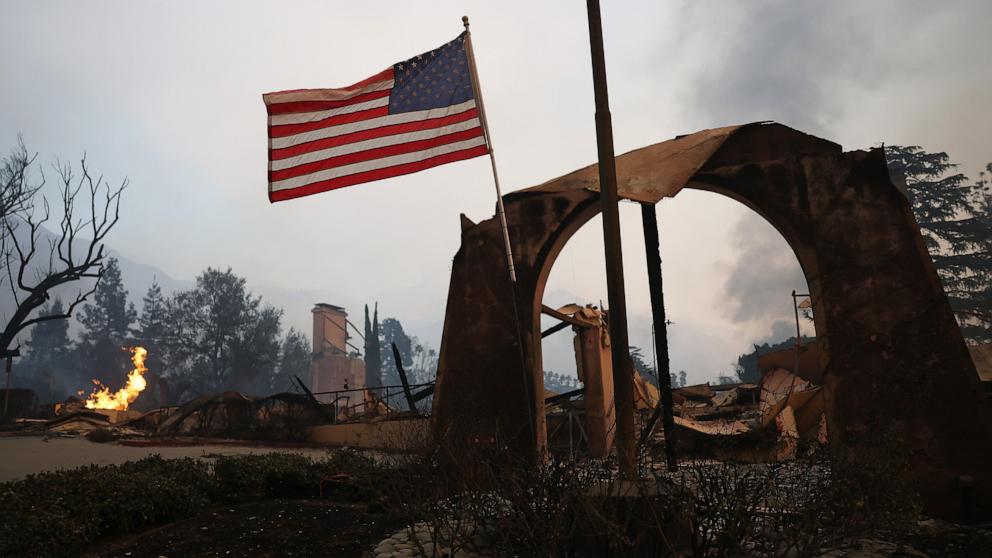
[536,189,816,455]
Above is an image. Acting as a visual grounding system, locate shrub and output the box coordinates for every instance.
[0,451,374,558]
[213,452,322,502]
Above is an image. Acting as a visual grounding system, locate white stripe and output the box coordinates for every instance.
[270,99,477,150]
[270,136,487,191]
[271,119,482,172]
[270,91,392,126]
[263,78,392,105]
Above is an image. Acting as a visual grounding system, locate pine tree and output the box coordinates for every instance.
[886,147,992,342]
[137,280,167,377]
[78,257,136,344]
[23,298,74,400]
[76,257,137,385]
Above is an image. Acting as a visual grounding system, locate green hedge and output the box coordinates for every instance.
[0,451,376,558]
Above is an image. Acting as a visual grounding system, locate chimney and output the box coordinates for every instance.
[312,303,349,355]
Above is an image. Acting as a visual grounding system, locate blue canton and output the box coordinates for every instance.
[389,32,474,114]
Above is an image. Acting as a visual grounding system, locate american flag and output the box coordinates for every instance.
[264,33,488,202]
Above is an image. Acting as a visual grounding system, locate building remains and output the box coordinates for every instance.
[431,121,992,520]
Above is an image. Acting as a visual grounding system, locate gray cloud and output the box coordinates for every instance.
[721,215,807,326]
[2,1,988,384]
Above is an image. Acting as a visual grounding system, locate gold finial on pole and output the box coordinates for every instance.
[462,15,470,31]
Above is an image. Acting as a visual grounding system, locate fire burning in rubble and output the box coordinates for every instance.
[84,347,149,411]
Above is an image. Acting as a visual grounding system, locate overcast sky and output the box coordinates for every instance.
[2,1,990,383]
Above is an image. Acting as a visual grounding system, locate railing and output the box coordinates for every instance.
[309,381,435,421]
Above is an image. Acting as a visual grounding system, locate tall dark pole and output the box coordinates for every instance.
[586,0,636,478]
[642,203,677,470]
[3,355,12,420]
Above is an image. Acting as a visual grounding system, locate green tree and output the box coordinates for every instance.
[379,316,412,387]
[629,345,656,383]
[733,336,814,383]
[275,327,310,392]
[76,257,136,385]
[363,304,382,390]
[164,267,282,397]
[137,280,167,374]
[22,298,74,400]
[543,370,581,394]
[230,305,282,393]
[885,146,992,342]
[409,338,438,385]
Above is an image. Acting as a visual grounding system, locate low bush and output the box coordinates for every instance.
[0,450,375,558]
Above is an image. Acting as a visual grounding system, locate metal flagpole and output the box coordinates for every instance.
[462,16,517,283]
[462,16,537,450]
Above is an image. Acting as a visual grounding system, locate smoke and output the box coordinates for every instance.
[675,0,991,340]
[663,0,992,157]
[720,215,806,327]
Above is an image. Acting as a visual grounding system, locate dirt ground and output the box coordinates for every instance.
[83,499,403,558]
[0,435,335,481]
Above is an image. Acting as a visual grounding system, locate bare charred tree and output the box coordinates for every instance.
[0,139,126,358]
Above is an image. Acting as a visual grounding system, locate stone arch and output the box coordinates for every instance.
[432,122,992,519]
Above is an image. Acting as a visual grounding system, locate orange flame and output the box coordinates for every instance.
[84,347,148,411]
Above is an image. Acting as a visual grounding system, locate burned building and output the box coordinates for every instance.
[309,303,365,400]
[431,122,992,520]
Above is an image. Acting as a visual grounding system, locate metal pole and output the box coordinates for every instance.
[792,290,804,382]
[3,356,11,420]
[462,17,537,451]
[642,203,677,470]
[585,0,636,478]
[462,17,517,283]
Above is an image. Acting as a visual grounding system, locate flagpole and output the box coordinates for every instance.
[462,16,538,452]
[462,16,516,283]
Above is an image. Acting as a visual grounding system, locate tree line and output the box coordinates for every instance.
[19,259,442,406]
[18,260,311,405]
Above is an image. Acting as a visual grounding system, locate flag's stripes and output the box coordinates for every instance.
[269,144,488,202]
[264,34,488,202]
[271,127,484,182]
[270,93,391,126]
[263,69,393,105]
[270,106,391,138]
[270,108,482,162]
[271,135,487,192]
[271,118,484,172]
[270,99,478,150]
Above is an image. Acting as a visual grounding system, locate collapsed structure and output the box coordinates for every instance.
[431,122,992,520]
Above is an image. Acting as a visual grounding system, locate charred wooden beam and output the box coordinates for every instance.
[392,342,418,413]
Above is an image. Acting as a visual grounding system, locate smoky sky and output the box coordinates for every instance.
[721,217,807,328]
[1,1,989,384]
[662,0,992,345]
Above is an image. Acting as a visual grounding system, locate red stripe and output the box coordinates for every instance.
[269,145,489,203]
[266,88,392,116]
[270,108,481,161]
[264,68,392,105]
[270,127,484,182]
[270,106,390,138]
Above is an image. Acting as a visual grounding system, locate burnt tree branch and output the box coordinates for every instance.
[0,149,126,355]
